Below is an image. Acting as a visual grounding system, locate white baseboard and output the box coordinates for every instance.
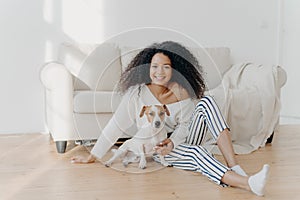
[280,115,300,125]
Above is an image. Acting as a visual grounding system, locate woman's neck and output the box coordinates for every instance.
[146,83,181,104]
[147,83,169,95]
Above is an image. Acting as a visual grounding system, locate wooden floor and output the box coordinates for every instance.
[1,125,300,200]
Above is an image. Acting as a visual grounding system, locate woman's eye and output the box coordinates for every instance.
[164,65,171,69]
[151,65,158,68]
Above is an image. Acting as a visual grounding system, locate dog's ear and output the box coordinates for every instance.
[139,106,147,118]
[163,105,170,116]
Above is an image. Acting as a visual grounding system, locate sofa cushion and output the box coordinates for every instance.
[73,91,122,114]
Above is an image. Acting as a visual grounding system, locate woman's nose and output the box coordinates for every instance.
[157,66,164,73]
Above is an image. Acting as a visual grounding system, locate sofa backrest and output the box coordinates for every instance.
[58,42,232,91]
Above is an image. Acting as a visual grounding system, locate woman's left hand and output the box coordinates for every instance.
[154,138,174,156]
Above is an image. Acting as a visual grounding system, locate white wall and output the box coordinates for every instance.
[279,0,300,124]
[62,0,279,64]
[0,0,289,134]
[0,0,68,134]
[0,0,48,133]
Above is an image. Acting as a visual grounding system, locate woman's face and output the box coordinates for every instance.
[150,53,172,86]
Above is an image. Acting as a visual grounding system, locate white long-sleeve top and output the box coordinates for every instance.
[91,84,195,159]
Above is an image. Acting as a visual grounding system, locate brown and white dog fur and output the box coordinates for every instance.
[105,105,170,169]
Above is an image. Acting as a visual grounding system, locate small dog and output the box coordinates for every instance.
[105,104,170,169]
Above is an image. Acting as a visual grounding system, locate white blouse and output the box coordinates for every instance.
[91,84,196,159]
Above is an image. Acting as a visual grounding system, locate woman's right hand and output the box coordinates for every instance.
[154,138,174,156]
[70,154,96,164]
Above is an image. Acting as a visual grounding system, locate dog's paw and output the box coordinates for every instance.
[104,161,112,167]
[111,149,117,153]
[161,161,170,167]
[139,161,147,169]
[122,161,129,167]
[139,164,147,169]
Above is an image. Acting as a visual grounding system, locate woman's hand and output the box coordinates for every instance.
[70,154,96,164]
[154,138,174,156]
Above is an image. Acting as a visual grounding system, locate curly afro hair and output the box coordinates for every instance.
[118,41,206,99]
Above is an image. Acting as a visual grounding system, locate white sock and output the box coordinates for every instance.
[231,165,247,176]
[248,164,270,196]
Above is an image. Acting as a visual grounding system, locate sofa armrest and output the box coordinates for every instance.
[40,62,74,91]
[40,62,76,141]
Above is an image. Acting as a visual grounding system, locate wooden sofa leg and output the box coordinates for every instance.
[266,132,274,144]
[56,141,67,153]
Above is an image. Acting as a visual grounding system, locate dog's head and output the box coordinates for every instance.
[139,105,170,129]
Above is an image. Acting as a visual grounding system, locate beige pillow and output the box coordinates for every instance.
[119,45,142,71]
[190,47,231,90]
[58,42,87,77]
[79,43,122,91]
[75,43,98,55]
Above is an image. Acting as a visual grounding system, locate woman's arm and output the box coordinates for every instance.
[90,89,138,159]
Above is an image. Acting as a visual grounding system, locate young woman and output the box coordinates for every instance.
[71,41,269,196]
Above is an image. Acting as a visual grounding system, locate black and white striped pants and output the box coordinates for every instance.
[161,96,230,186]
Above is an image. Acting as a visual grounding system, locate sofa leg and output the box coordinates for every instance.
[56,141,67,153]
[266,132,274,144]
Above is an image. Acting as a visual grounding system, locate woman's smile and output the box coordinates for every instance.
[154,75,166,80]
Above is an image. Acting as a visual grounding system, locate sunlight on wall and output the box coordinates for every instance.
[43,0,54,24]
[43,0,56,62]
[44,40,54,62]
[62,0,105,43]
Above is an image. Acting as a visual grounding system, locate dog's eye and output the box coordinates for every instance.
[159,112,164,116]
[149,112,154,116]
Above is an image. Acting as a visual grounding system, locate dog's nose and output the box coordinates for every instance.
[155,121,161,128]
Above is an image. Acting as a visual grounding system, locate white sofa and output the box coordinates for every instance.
[40,42,287,153]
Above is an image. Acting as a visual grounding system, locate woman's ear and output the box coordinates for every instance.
[139,106,147,117]
[163,105,170,116]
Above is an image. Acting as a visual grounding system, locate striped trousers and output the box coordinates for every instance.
[159,96,230,186]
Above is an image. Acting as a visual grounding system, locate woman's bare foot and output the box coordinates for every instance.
[71,154,96,164]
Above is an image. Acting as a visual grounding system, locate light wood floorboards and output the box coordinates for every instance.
[1,125,300,200]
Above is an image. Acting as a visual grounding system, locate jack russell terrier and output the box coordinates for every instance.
[105,104,170,169]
